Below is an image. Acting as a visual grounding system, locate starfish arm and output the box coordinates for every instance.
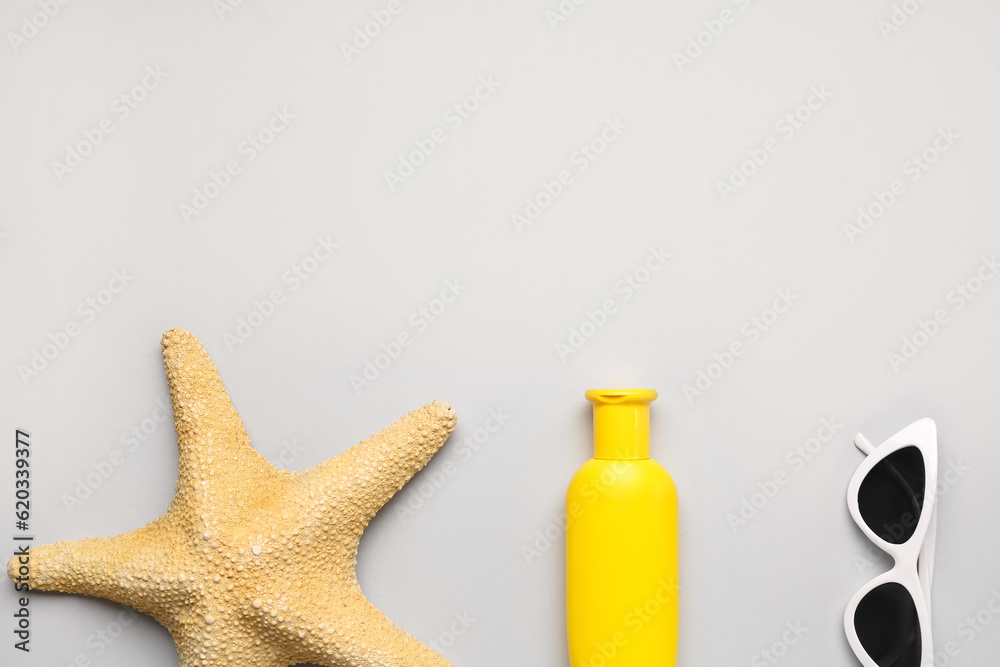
[302,401,457,529]
[168,613,290,667]
[283,587,454,667]
[6,520,187,616]
[161,328,282,521]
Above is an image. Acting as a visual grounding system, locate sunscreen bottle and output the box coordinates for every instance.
[567,389,678,666]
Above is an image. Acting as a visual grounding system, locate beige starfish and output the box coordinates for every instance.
[7,327,457,667]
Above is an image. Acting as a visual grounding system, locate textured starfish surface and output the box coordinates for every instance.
[7,328,457,667]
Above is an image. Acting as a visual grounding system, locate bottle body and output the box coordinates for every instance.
[567,389,678,667]
[566,458,678,666]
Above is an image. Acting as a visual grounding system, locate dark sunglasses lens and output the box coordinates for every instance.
[855,582,921,666]
[858,445,925,544]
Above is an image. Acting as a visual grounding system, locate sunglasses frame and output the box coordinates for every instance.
[844,417,938,667]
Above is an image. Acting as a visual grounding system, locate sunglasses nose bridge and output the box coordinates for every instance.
[873,547,924,594]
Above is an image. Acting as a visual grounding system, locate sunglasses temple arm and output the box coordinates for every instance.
[918,504,937,614]
[854,433,876,455]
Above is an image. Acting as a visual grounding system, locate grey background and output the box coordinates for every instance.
[2,1,999,665]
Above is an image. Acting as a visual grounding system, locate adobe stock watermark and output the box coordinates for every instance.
[17,268,136,385]
[511,116,626,233]
[223,235,340,351]
[726,417,843,533]
[575,577,680,667]
[879,458,968,545]
[886,254,998,372]
[273,439,306,470]
[892,587,1000,666]
[556,245,670,363]
[938,588,1000,665]
[877,0,933,40]
[521,460,631,565]
[853,455,969,575]
[384,75,501,192]
[51,65,169,184]
[544,0,591,31]
[681,287,798,404]
[214,0,246,21]
[49,604,140,665]
[843,125,959,243]
[716,84,832,202]
[340,0,409,63]
[427,610,477,654]
[750,620,809,666]
[395,408,510,523]
[61,399,171,514]
[7,0,75,54]
[350,278,467,394]
[672,0,758,73]
[179,106,295,223]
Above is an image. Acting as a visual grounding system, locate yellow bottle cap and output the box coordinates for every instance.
[585,388,658,460]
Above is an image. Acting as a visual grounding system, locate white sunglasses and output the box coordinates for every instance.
[844,418,938,667]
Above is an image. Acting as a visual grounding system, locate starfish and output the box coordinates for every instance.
[7,328,457,667]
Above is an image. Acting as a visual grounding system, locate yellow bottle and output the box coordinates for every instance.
[567,389,679,667]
